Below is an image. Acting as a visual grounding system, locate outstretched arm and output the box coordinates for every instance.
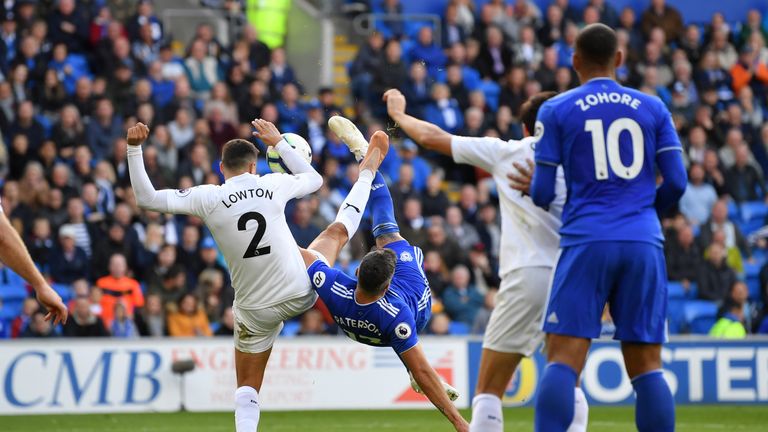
[252,119,323,198]
[401,344,469,432]
[127,123,215,216]
[384,89,453,156]
[0,212,67,324]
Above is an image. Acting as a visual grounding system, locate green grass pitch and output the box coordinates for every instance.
[2,406,766,431]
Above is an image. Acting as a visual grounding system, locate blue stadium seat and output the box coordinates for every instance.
[0,300,23,320]
[746,277,762,301]
[0,284,28,301]
[667,281,686,299]
[744,261,762,278]
[687,282,699,299]
[683,300,718,334]
[281,320,301,337]
[740,201,768,224]
[52,284,73,303]
[479,80,500,112]
[448,321,469,335]
[210,322,221,333]
[667,298,685,334]
[727,200,740,220]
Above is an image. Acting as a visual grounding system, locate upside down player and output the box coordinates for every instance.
[382,88,588,432]
[296,120,469,432]
[530,24,687,432]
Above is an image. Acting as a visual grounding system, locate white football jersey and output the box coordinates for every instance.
[452,136,566,277]
[152,172,312,310]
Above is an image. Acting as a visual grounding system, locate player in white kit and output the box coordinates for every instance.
[126,120,322,432]
[383,89,588,432]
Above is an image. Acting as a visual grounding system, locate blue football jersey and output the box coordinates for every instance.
[306,241,431,355]
[534,78,682,247]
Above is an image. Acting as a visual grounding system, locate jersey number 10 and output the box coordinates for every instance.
[585,117,644,181]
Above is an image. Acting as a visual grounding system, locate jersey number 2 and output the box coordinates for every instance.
[237,212,271,258]
[585,118,644,180]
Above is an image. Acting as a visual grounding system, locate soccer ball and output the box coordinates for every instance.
[266,133,313,174]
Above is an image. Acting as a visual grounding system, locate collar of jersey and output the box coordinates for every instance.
[226,172,258,183]
[354,290,386,307]
[585,77,616,85]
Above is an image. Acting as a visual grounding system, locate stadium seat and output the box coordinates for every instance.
[683,300,718,334]
[727,200,740,220]
[667,281,686,299]
[52,284,73,303]
[746,277,762,301]
[740,201,768,224]
[744,261,762,278]
[448,321,469,335]
[479,80,501,112]
[667,298,686,334]
[0,300,23,320]
[0,284,28,301]
[281,320,301,337]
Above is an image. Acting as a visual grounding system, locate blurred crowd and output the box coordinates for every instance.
[1,0,768,340]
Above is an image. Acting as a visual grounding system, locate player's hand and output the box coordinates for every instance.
[34,283,68,325]
[453,418,469,432]
[383,89,407,118]
[252,118,283,146]
[508,159,535,195]
[126,122,150,146]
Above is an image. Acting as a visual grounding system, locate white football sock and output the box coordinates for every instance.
[235,386,260,432]
[470,393,503,432]
[334,169,374,237]
[567,387,589,432]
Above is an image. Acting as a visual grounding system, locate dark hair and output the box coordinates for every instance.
[221,139,258,171]
[575,23,618,68]
[520,91,558,135]
[357,249,397,295]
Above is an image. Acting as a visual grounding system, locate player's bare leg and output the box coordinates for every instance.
[469,349,522,431]
[330,117,461,402]
[302,129,389,267]
[534,334,591,432]
[622,342,674,432]
[234,348,272,431]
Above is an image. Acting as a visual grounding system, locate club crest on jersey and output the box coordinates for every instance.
[395,322,411,340]
[175,188,191,197]
[313,271,326,287]
[534,120,544,140]
[399,251,413,262]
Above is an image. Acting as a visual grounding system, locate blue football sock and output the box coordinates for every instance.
[534,362,577,432]
[370,171,399,238]
[632,370,675,432]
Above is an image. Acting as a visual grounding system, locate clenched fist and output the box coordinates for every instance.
[127,122,150,146]
[383,89,407,119]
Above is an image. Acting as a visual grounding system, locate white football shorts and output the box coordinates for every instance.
[482,266,552,356]
[233,290,318,353]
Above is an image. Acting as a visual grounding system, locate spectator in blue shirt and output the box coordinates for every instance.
[409,26,447,78]
[679,164,718,227]
[85,98,122,160]
[276,83,307,134]
[110,302,138,338]
[423,83,463,134]
[289,200,322,248]
[442,265,484,326]
[400,140,430,193]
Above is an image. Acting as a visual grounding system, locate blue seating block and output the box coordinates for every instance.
[683,300,718,334]
[667,281,686,299]
[740,201,768,223]
[0,284,28,301]
[746,277,762,300]
[448,321,469,335]
[281,320,301,337]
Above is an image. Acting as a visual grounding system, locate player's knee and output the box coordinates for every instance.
[326,222,349,242]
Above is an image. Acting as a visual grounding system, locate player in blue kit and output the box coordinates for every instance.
[297,121,469,432]
[529,24,687,432]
